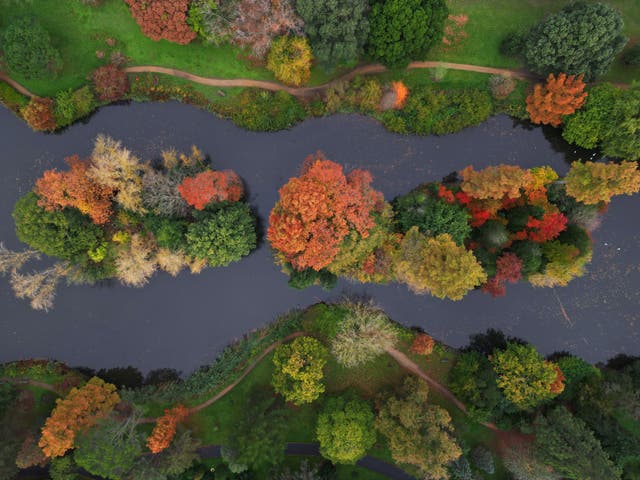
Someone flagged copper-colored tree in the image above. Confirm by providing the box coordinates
[460,165,532,200]
[410,333,435,356]
[268,153,383,271]
[125,0,196,44]
[526,73,587,127]
[21,98,56,132]
[92,64,130,102]
[39,377,119,458]
[146,404,189,454]
[35,155,114,224]
[178,169,244,210]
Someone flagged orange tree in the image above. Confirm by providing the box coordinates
[526,73,587,127]
[35,155,114,225]
[147,404,190,454]
[267,153,383,271]
[178,170,244,210]
[39,377,119,458]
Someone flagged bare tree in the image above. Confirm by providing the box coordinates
[10,263,66,312]
[0,243,40,276]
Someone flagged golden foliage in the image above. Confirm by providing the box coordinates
[115,234,157,287]
[267,36,312,86]
[155,248,187,277]
[565,160,640,204]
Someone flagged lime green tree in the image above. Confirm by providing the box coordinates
[564,161,640,205]
[271,336,328,405]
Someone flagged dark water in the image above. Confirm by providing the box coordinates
[1,102,638,373]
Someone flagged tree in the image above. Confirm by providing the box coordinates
[13,192,104,262]
[268,154,383,271]
[375,377,461,478]
[124,0,196,44]
[142,170,189,217]
[489,75,516,100]
[49,456,80,480]
[316,396,376,464]
[394,229,487,300]
[526,73,588,127]
[624,44,640,66]
[565,160,640,204]
[88,135,146,213]
[187,0,234,45]
[271,336,328,405]
[367,0,448,68]
[503,442,561,480]
[74,414,144,480]
[460,165,531,200]
[115,234,157,287]
[411,333,435,355]
[393,190,471,245]
[92,65,130,102]
[147,405,189,454]
[35,155,114,225]
[295,0,369,68]
[125,431,200,480]
[522,1,627,81]
[535,406,621,480]
[267,36,312,86]
[185,203,256,267]
[15,434,47,469]
[331,302,397,367]
[21,97,56,132]
[178,169,244,210]
[10,264,66,311]
[39,377,120,458]
[0,243,39,276]
[223,391,287,471]
[482,252,523,297]
[1,16,62,79]
[230,0,303,59]
[490,343,561,410]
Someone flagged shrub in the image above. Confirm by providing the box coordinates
[267,36,312,86]
[230,90,306,131]
[0,81,29,112]
[271,336,328,405]
[367,0,448,68]
[471,446,495,474]
[21,97,57,132]
[188,0,233,45]
[331,302,397,367]
[1,16,62,79]
[71,86,95,119]
[124,0,196,44]
[295,0,369,68]
[54,90,78,127]
[410,333,435,356]
[316,396,376,464]
[92,64,130,102]
[624,44,640,66]
[288,267,337,291]
[489,75,516,100]
[500,32,524,57]
[522,1,627,80]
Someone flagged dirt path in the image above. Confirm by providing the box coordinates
[0,72,37,98]
[125,61,536,98]
[0,376,60,394]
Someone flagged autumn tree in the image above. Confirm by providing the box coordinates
[565,160,640,204]
[375,376,461,478]
[266,36,312,86]
[10,263,66,312]
[331,302,398,368]
[21,98,56,132]
[88,135,147,213]
[460,165,531,200]
[92,64,130,102]
[178,169,244,210]
[394,228,487,300]
[491,343,562,410]
[15,434,47,469]
[482,252,523,297]
[268,154,383,271]
[115,233,157,287]
[0,243,39,275]
[39,377,120,458]
[316,395,376,464]
[526,73,588,127]
[271,336,328,405]
[147,405,189,454]
[410,333,435,356]
[35,155,114,224]
[124,0,196,44]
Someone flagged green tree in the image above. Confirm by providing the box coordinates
[125,431,200,480]
[2,16,62,79]
[491,343,559,410]
[316,395,376,464]
[74,415,144,480]
[223,391,287,471]
[185,203,257,267]
[295,0,369,68]
[393,190,471,245]
[367,0,448,68]
[49,456,80,480]
[375,376,461,479]
[522,1,627,80]
[331,302,397,368]
[535,406,621,480]
[272,336,328,405]
[13,192,104,262]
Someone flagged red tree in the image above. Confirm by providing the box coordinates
[526,212,567,243]
[410,333,435,356]
[125,0,196,44]
[482,252,523,298]
[92,64,130,102]
[35,155,114,224]
[178,169,244,210]
[549,365,566,394]
[268,153,383,271]
[526,73,587,127]
[21,98,56,132]
[147,404,189,454]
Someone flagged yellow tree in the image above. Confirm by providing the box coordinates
[565,160,640,204]
[267,36,312,86]
[526,73,588,127]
